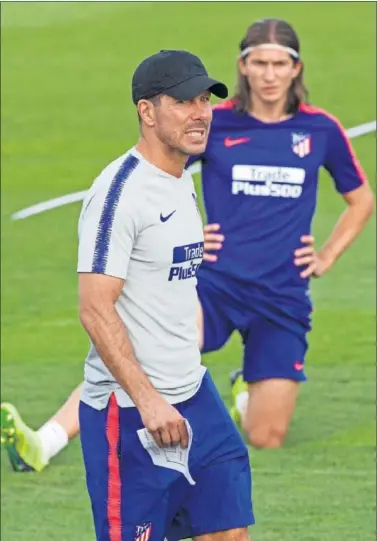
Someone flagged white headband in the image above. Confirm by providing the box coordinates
[240,43,299,59]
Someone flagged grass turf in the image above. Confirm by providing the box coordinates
[1,2,375,540]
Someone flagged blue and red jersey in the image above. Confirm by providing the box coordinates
[188,100,366,318]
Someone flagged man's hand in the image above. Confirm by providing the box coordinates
[139,397,189,448]
[294,235,334,279]
[203,223,224,262]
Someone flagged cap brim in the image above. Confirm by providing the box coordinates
[165,74,228,101]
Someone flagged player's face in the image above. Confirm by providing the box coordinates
[239,48,301,106]
[154,92,213,156]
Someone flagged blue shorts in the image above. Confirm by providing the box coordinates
[79,372,254,541]
[197,274,309,383]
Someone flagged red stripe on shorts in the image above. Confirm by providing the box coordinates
[106,393,122,541]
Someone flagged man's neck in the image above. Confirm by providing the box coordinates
[249,96,291,123]
[136,138,186,179]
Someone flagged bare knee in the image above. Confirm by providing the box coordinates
[232,529,251,541]
[226,529,250,541]
[245,423,287,449]
[243,379,299,449]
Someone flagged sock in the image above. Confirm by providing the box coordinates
[235,391,249,418]
[37,421,69,465]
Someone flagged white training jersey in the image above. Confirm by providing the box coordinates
[77,147,206,409]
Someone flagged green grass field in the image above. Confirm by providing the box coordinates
[1,2,376,540]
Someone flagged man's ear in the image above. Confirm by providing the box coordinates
[137,99,156,128]
[293,60,303,79]
[238,57,247,77]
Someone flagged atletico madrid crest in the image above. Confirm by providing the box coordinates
[292,133,311,157]
[134,522,152,541]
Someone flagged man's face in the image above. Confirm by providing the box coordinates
[153,92,213,156]
[239,47,301,106]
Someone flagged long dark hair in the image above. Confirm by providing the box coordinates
[234,18,309,115]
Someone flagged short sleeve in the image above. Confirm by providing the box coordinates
[77,186,140,280]
[324,117,367,194]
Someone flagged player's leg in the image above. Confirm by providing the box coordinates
[167,372,254,541]
[233,316,307,448]
[1,382,82,471]
[50,382,81,440]
[80,394,188,541]
[243,378,300,448]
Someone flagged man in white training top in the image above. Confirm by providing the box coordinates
[77,49,255,541]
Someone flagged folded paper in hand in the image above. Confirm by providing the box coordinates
[137,419,195,485]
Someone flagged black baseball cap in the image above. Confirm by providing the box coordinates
[132,50,228,104]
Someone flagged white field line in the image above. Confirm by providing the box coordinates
[11,120,376,221]
[11,190,88,220]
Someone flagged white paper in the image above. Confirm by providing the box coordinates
[137,419,195,485]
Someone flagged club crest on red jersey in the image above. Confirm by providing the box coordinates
[292,133,311,157]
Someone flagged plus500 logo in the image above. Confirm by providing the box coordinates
[168,242,204,282]
[232,165,305,199]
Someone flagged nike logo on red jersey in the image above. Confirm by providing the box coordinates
[224,136,250,148]
[294,362,305,371]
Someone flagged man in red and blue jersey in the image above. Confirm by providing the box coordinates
[189,19,374,449]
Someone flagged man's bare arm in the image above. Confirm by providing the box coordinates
[295,184,374,278]
[78,273,188,447]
